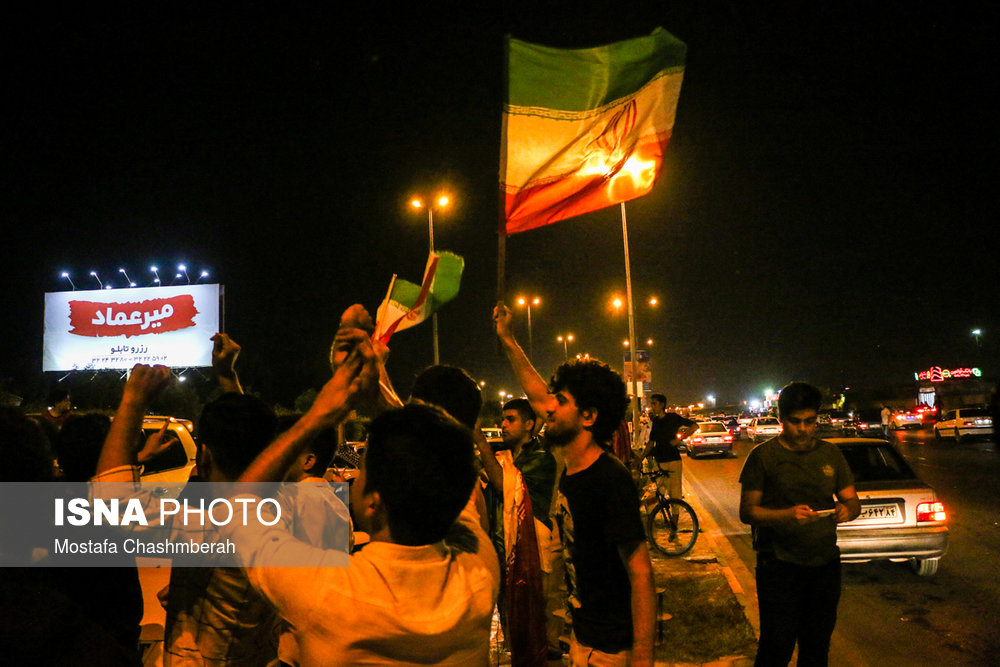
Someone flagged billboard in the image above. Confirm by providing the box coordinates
[43,284,222,371]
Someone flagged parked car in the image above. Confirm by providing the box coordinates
[747,417,782,442]
[480,427,503,447]
[933,407,994,443]
[138,416,198,486]
[687,422,734,458]
[889,408,923,430]
[831,437,948,576]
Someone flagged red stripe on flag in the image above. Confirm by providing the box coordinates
[504,135,670,234]
[374,255,439,345]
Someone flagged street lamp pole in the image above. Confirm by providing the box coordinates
[426,206,439,365]
[620,202,640,450]
[412,194,450,365]
[558,334,574,361]
[517,297,540,362]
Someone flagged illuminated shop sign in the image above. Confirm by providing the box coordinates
[914,366,982,382]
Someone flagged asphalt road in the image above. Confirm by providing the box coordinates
[683,427,1000,667]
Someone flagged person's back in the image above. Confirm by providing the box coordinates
[159,393,280,666]
[226,402,499,665]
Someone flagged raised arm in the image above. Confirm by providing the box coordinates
[493,304,551,418]
[238,343,377,484]
[211,333,243,394]
[97,364,173,474]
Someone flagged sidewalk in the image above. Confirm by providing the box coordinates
[648,484,758,666]
[488,482,760,666]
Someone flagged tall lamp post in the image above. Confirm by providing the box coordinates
[411,193,451,365]
[972,328,982,348]
[516,296,541,362]
[557,334,574,360]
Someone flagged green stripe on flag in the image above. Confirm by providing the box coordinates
[430,251,464,309]
[507,27,686,112]
[388,278,423,309]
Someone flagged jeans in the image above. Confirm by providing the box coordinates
[754,554,841,667]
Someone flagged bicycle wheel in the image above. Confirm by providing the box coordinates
[647,499,698,557]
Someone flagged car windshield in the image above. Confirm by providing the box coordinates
[698,423,727,433]
[838,443,918,482]
[757,418,778,425]
[960,408,989,417]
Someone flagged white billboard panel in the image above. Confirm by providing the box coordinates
[43,284,222,371]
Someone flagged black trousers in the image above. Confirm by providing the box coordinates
[754,554,841,667]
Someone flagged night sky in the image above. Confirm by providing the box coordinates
[2,2,996,409]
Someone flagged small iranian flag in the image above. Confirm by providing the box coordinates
[501,28,686,234]
[373,251,464,345]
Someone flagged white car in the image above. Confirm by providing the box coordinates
[933,408,994,443]
[832,438,948,576]
[889,409,922,430]
[687,422,733,458]
[138,416,197,487]
[747,417,781,442]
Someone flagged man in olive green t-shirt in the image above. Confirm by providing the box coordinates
[739,382,861,667]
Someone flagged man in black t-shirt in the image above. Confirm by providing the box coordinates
[640,393,697,500]
[495,305,655,666]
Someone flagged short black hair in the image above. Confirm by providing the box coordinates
[364,403,478,546]
[549,359,628,444]
[0,408,54,482]
[54,413,111,482]
[778,382,822,419]
[502,398,535,425]
[649,393,667,405]
[47,387,70,406]
[197,393,277,480]
[276,414,336,475]
[409,365,483,429]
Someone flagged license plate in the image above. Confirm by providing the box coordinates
[705,437,722,443]
[856,503,903,525]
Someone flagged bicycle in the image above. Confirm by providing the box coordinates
[639,468,699,557]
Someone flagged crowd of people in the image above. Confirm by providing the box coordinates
[0,302,865,667]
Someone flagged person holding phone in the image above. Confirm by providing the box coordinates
[739,382,861,667]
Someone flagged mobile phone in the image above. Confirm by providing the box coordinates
[813,508,836,517]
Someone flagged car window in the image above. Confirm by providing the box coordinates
[757,418,779,425]
[698,423,727,433]
[140,428,190,475]
[942,411,955,420]
[839,444,917,483]
[959,408,989,417]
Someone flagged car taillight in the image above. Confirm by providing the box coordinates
[916,502,946,522]
[691,436,703,443]
[724,435,732,442]
[962,420,974,426]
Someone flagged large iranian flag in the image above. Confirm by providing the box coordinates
[501,28,686,235]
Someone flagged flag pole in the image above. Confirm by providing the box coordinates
[621,202,641,450]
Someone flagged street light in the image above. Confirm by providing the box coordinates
[89,271,103,289]
[178,264,191,284]
[557,334,574,360]
[972,328,982,348]
[150,266,161,286]
[516,296,541,362]
[411,192,452,365]
[60,272,76,290]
